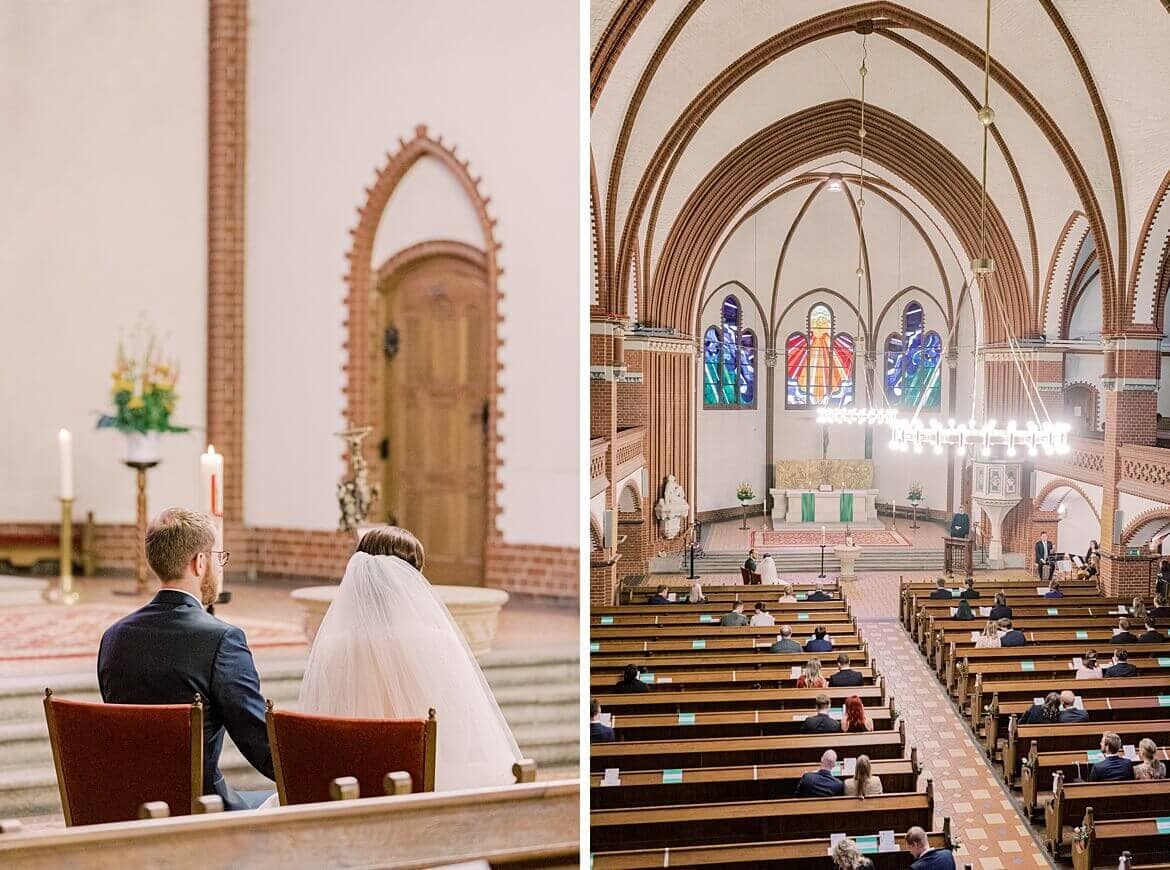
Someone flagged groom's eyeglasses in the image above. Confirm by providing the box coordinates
[211,550,231,567]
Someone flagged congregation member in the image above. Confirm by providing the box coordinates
[744,548,759,572]
[974,621,1001,648]
[1085,539,1100,564]
[796,658,827,689]
[749,602,775,627]
[805,625,833,652]
[1131,597,1148,622]
[1058,690,1088,723]
[1034,531,1055,581]
[1075,650,1103,679]
[959,576,980,599]
[800,695,842,733]
[769,625,802,652]
[907,826,956,869]
[590,698,615,743]
[720,601,749,626]
[1138,617,1166,643]
[843,754,882,796]
[1086,552,1101,578]
[795,749,844,796]
[777,582,798,603]
[1152,593,1170,621]
[807,582,832,602]
[1111,617,1138,644]
[828,652,863,687]
[831,839,875,870]
[1020,692,1061,725]
[842,695,873,733]
[954,598,975,620]
[647,584,671,605]
[1134,738,1167,780]
[1042,578,1063,598]
[1089,732,1135,781]
[1103,649,1139,677]
[998,618,1026,647]
[928,577,952,599]
[687,580,706,604]
[988,591,1012,620]
[614,664,649,693]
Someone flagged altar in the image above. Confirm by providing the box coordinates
[769,488,881,528]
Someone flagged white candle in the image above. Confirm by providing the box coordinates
[58,429,74,500]
[200,445,224,518]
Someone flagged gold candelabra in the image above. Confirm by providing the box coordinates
[49,497,80,605]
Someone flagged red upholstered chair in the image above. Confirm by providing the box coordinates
[739,567,762,585]
[266,702,437,805]
[43,689,203,826]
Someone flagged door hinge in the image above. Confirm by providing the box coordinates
[379,437,389,460]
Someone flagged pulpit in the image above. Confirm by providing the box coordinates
[943,536,974,576]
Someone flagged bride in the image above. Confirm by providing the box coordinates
[759,553,779,585]
[296,525,523,791]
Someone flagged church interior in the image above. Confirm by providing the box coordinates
[590,1,1170,868]
[0,1,578,866]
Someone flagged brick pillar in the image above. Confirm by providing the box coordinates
[590,317,621,606]
[1029,509,1061,551]
[208,0,248,534]
[1098,334,1161,595]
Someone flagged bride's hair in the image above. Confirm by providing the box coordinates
[356,525,426,570]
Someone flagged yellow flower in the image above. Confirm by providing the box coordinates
[127,395,145,410]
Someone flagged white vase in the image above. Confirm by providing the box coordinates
[125,431,162,464]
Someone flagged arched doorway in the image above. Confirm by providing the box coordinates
[1063,383,1099,435]
[377,242,489,586]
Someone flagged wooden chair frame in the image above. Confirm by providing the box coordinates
[43,688,203,826]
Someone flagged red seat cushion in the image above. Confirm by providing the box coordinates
[270,709,430,805]
[47,697,195,826]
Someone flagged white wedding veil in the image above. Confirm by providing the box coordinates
[297,551,522,790]
[760,555,779,585]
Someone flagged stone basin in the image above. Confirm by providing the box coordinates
[290,584,510,657]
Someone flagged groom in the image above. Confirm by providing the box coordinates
[97,508,274,810]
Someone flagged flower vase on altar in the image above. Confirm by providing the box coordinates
[124,431,162,464]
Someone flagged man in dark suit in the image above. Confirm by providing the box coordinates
[1058,690,1089,723]
[806,582,832,602]
[98,508,274,811]
[949,509,970,539]
[988,594,1012,621]
[1103,649,1139,677]
[804,626,833,652]
[720,601,750,626]
[959,577,980,599]
[614,664,650,693]
[794,749,843,796]
[1035,532,1055,581]
[1150,595,1170,621]
[769,625,803,652]
[1138,618,1166,643]
[998,618,1026,647]
[1110,618,1138,644]
[1089,732,1135,781]
[907,826,956,869]
[799,695,842,733]
[744,549,759,573]
[827,652,863,687]
[590,698,615,743]
[647,585,671,605]
[928,577,952,599]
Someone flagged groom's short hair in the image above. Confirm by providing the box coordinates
[146,508,216,581]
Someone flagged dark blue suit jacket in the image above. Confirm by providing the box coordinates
[911,848,957,870]
[591,721,616,743]
[804,638,833,652]
[1059,707,1089,723]
[999,629,1026,647]
[794,768,843,797]
[97,590,274,810]
[1089,754,1135,781]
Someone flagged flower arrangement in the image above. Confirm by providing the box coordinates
[336,426,381,534]
[97,325,188,434]
[907,482,923,502]
[736,483,755,502]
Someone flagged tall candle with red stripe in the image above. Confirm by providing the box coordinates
[200,445,225,593]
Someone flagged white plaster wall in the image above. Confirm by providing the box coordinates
[0,0,207,523]
[372,155,483,264]
[1066,274,1102,340]
[1033,471,1103,554]
[243,0,579,546]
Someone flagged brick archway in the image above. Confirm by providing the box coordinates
[618,481,643,514]
[1120,508,1170,548]
[1033,478,1101,522]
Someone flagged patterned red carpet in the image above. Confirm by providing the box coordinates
[750,529,911,548]
[0,604,306,661]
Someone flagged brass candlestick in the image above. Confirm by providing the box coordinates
[52,497,80,605]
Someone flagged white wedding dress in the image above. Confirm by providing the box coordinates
[759,555,779,585]
[294,552,523,792]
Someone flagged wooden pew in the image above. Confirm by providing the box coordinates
[590,782,934,851]
[945,640,1170,694]
[603,705,895,741]
[924,613,1140,663]
[982,695,1170,755]
[1020,743,1169,816]
[595,600,849,619]
[1044,774,1170,853]
[591,823,953,869]
[591,649,870,672]
[1001,720,1170,785]
[591,634,865,656]
[934,627,1163,679]
[629,581,841,605]
[973,674,1170,730]
[0,781,578,869]
[590,721,907,772]
[589,665,878,692]
[900,576,1100,629]
[591,620,856,642]
[1070,808,1170,869]
[594,683,888,714]
[589,753,920,809]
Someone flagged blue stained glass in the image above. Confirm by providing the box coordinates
[885,301,941,409]
[703,326,720,406]
[704,296,757,408]
[739,330,757,405]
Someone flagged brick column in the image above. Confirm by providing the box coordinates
[208,0,248,536]
[1098,333,1161,595]
[1029,509,1061,551]
[590,317,621,606]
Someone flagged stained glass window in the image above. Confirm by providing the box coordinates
[884,300,942,409]
[702,296,757,408]
[785,303,854,408]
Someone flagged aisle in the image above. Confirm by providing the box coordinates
[848,572,1054,870]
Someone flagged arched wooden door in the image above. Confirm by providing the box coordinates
[378,247,489,586]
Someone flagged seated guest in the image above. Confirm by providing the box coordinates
[1111,617,1138,644]
[590,698,615,742]
[795,749,843,795]
[614,664,649,693]
[954,598,976,620]
[687,580,706,604]
[974,620,1001,649]
[800,694,842,733]
[907,825,956,869]
[1132,597,1148,623]
[1150,593,1170,621]
[777,581,798,603]
[1135,737,1167,780]
[928,577,952,599]
[1085,539,1100,565]
[797,658,827,689]
[1157,559,1170,601]
[720,601,750,626]
[744,548,760,573]
[1075,650,1103,679]
[1089,732,1135,781]
[843,753,882,796]
[829,652,863,687]
[647,584,672,605]
[769,625,802,652]
[805,625,833,652]
[959,576,980,599]
[1043,578,1063,598]
[807,581,832,602]
[1086,552,1101,578]
[750,601,776,627]
[988,591,1012,620]
[1138,617,1166,643]
[998,618,1026,647]
[1058,690,1088,723]
[843,695,873,733]
[1020,691,1061,725]
[1103,648,1139,677]
[831,838,875,870]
